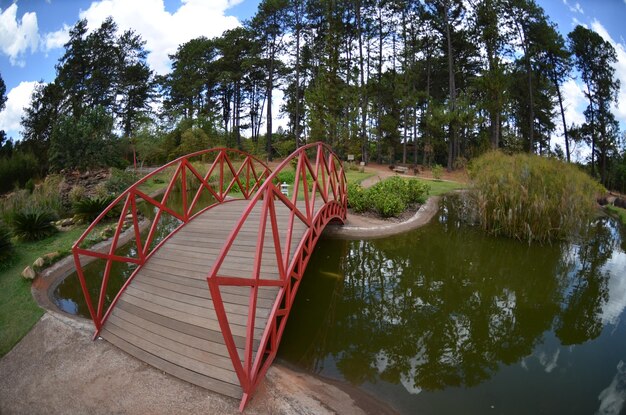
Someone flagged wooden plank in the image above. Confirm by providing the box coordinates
[101,329,243,399]
[120,293,265,339]
[115,301,256,350]
[130,281,262,317]
[110,306,244,358]
[135,269,278,302]
[141,260,281,286]
[107,314,236,372]
[124,286,270,323]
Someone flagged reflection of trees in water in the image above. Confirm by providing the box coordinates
[556,216,616,345]
[314,197,620,392]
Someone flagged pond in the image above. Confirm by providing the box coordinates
[279,196,626,415]
[52,195,626,414]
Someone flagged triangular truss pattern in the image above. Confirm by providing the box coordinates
[72,143,347,411]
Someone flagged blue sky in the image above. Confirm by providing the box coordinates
[0,0,625,159]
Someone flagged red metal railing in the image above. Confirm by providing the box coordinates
[207,142,347,410]
[72,148,271,334]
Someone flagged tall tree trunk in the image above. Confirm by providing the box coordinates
[266,45,274,161]
[526,57,535,153]
[444,5,457,171]
[555,84,569,161]
[294,0,302,148]
[376,5,383,164]
[423,42,432,166]
[356,0,368,163]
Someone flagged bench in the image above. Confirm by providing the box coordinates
[393,166,409,174]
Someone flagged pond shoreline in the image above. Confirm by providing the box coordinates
[324,195,441,240]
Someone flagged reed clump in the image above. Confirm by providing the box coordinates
[469,151,603,243]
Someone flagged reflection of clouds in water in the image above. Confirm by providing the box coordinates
[596,361,626,415]
[539,349,560,373]
[520,347,560,373]
[601,252,626,325]
[372,348,426,395]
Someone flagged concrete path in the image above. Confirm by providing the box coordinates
[0,313,392,415]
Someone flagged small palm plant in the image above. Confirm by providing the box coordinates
[73,195,116,222]
[10,208,58,241]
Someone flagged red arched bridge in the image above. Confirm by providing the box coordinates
[72,143,347,410]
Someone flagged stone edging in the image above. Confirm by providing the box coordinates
[323,195,441,240]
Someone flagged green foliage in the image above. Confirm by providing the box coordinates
[9,209,58,242]
[0,152,39,194]
[347,183,369,213]
[431,164,443,180]
[469,151,603,243]
[0,221,13,265]
[348,176,430,218]
[0,175,64,224]
[49,106,125,171]
[105,168,138,195]
[73,195,116,221]
[276,170,296,184]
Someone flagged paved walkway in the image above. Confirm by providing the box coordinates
[0,313,392,415]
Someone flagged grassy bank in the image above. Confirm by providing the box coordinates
[422,178,465,196]
[0,227,89,356]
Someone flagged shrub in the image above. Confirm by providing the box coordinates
[431,164,443,180]
[0,151,39,194]
[73,195,116,222]
[0,221,14,264]
[276,170,296,185]
[24,178,35,193]
[469,151,603,243]
[347,177,430,218]
[372,191,405,217]
[0,175,64,224]
[347,183,369,213]
[10,208,58,241]
[406,179,430,204]
[69,185,87,205]
[105,168,137,195]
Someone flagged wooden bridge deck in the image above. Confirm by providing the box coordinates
[100,199,312,400]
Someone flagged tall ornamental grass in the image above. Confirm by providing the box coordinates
[469,151,603,243]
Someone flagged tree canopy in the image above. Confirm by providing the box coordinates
[11,1,625,189]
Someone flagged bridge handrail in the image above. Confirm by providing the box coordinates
[206,142,347,408]
[71,148,271,332]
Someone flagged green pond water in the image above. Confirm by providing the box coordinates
[279,196,626,415]
[53,195,626,414]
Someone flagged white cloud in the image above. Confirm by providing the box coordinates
[590,19,626,125]
[0,4,40,67]
[571,17,587,29]
[561,78,587,127]
[78,0,243,75]
[0,81,40,136]
[43,24,70,52]
[563,0,584,14]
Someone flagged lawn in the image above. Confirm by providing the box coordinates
[345,169,375,184]
[421,178,466,196]
[0,227,90,357]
